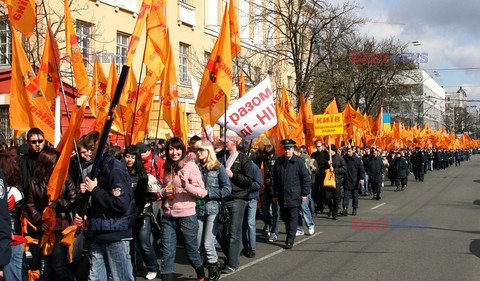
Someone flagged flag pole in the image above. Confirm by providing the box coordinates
[40,1,84,182]
[154,95,163,143]
[129,30,149,145]
[78,65,130,217]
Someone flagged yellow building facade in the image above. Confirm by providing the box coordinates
[1,0,296,141]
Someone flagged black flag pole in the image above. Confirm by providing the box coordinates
[78,65,130,217]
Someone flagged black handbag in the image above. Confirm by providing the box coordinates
[218,195,230,225]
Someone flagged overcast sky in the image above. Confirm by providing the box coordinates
[349,0,480,106]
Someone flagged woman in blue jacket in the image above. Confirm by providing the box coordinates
[194,140,231,281]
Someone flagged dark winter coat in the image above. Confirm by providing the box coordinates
[271,154,311,208]
[366,156,385,183]
[343,154,365,190]
[394,156,409,178]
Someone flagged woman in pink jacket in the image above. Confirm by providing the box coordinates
[160,137,208,281]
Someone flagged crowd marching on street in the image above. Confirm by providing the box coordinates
[0,127,476,281]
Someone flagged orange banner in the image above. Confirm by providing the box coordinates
[9,28,55,143]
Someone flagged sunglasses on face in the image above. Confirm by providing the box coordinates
[29,139,44,144]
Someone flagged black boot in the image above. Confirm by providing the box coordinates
[207,262,221,281]
[195,265,205,280]
[352,208,357,216]
[342,207,348,216]
[161,273,174,281]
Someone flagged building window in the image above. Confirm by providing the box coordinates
[179,43,190,85]
[0,20,11,65]
[204,0,218,28]
[76,21,92,68]
[204,51,210,67]
[253,0,264,45]
[0,106,11,142]
[116,33,129,73]
[239,0,250,39]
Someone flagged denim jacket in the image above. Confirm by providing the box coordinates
[197,162,232,216]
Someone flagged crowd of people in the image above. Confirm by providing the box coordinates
[0,127,475,281]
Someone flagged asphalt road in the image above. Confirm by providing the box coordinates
[154,155,480,281]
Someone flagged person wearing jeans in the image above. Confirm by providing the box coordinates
[242,160,262,258]
[297,195,315,235]
[79,144,137,281]
[217,139,253,274]
[195,140,231,281]
[159,137,207,281]
[124,145,159,280]
[88,240,134,280]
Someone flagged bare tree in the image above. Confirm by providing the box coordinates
[313,33,419,114]
[244,0,360,104]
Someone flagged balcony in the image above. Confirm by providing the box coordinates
[178,2,196,30]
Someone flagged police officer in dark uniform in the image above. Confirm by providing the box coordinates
[271,139,311,249]
[0,170,12,278]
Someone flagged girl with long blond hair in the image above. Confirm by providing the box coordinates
[194,140,231,281]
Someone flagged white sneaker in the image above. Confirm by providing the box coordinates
[296,230,304,236]
[268,233,278,242]
[146,272,157,280]
[307,227,315,235]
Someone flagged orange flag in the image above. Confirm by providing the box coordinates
[43,99,87,255]
[280,85,297,121]
[298,92,314,154]
[64,0,92,97]
[9,28,55,144]
[147,0,167,63]
[195,3,233,126]
[239,71,245,98]
[229,0,241,58]
[93,61,117,133]
[160,42,179,136]
[88,59,108,118]
[176,104,189,144]
[372,100,384,136]
[118,69,138,139]
[127,89,154,145]
[324,98,339,114]
[3,0,35,37]
[38,19,60,103]
[125,0,152,66]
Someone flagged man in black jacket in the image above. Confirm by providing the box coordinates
[218,138,253,274]
[18,128,47,194]
[366,148,385,200]
[0,170,11,278]
[343,146,365,216]
[310,140,329,213]
[394,151,409,191]
[271,139,311,249]
[80,146,136,281]
[325,144,346,220]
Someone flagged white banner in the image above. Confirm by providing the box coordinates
[217,76,277,139]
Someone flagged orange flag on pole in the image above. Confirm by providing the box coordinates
[9,28,55,144]
[2,0,35,37]
[229,0,241,58]
[176,104,188,144]
[88,59,108,118]
[324,98,339,114]
[42,99,87,256]
[64,0,92,97]
[125,0,152,66]
[93,61,117,133]
[38,19,60,103]
[372,100,384,136]
[239,72,245,98]
[195,3,233,126]
[160,42,179,136]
